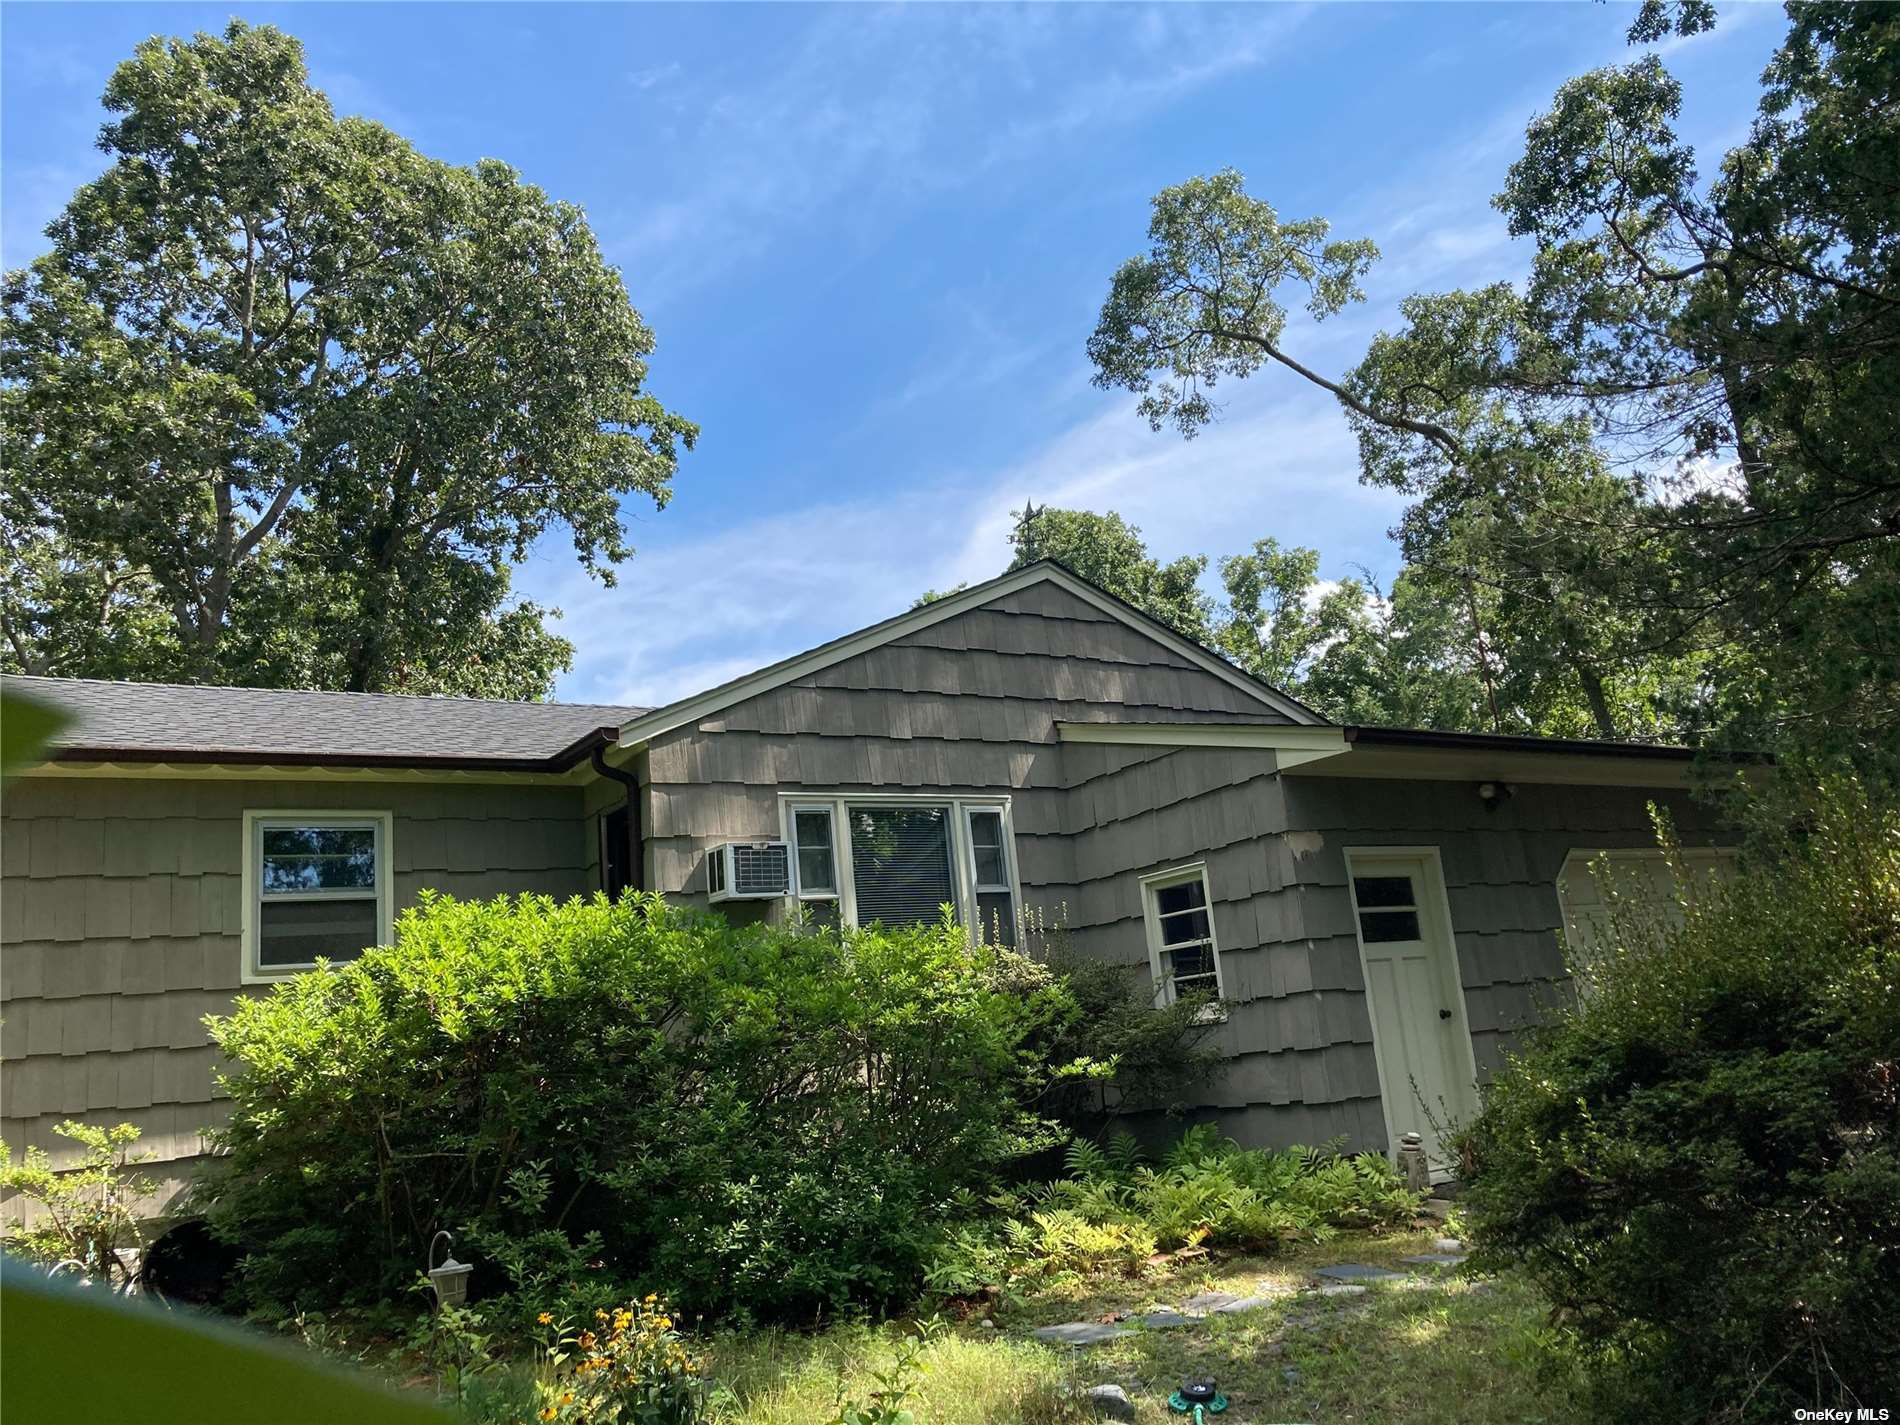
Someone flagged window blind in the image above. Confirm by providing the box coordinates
[848,805,954,928]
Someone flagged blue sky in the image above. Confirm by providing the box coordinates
[2,2,1786,707]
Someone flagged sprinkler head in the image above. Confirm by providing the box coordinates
[1179,1379,1220,1404]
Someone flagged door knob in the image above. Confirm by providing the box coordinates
[1439,1008,1452,1020]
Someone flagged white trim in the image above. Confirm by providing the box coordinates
[616,564,1321,748]
[241,810,394,984]
[776,792,1022,937]
[1139,861,1225,1007]
[1554,845,1740,976]
[786,802,841,899]
[1341,846,1481,1173]
[1058,721,1349,769]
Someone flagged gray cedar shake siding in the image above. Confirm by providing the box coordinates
[1,774,592,1201]
[635,579,1730,1153]
[638,581,1294,903]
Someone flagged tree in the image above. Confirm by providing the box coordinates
[1088,3,1900,771]
[1,22,694,696]
[1006,504,1216,642]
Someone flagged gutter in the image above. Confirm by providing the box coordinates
[43,726,626,775]
[1339,725,1767,764]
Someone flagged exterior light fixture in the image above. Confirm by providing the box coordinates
[1477,780,1514,810]
[428,1231,473,1310]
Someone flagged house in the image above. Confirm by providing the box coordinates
[1,561,1734,1209]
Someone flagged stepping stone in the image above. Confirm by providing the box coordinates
[1032,1322,1134,1346]
[1136,1310,1196,1329]
[1314,1263,1404,1282]
[1079,1384,1135,1421]
[1213,1293,1286,1315]
[1433,1237,1465,1253]
[1314,1283,1369,1298]
[1423,1197,1455,1219]
[1180,1290,1240,1313]
[1401,1253,1467,1268]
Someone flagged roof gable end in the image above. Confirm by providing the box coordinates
[615,561,1324,747]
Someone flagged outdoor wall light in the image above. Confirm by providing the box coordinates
[428,1231,473,1310]
[1477,780,1514,810]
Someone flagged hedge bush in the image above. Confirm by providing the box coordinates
[1460,782,1900,1421]
[199,893,1075,1325]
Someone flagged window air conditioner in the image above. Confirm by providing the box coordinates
[706,841,792,902]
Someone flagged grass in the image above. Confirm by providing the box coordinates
[690,1228,1585,1425]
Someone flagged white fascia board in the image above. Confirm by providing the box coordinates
[615,563,1321,748]
[1055,721,1351,770]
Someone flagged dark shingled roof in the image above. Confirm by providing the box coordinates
[4,674,647,769]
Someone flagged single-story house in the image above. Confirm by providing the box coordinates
[1,560,1734,1209]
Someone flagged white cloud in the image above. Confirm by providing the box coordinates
[527,373,1408,707]
[601,5,1317,308]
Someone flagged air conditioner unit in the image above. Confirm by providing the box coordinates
[706,841,791,902]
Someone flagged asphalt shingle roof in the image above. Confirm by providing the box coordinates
[4,674,647,767]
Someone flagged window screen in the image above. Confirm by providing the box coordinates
[848,805,954,928]
[967,809,1014,945]
[254,818,383,972]
[793,808,837,895]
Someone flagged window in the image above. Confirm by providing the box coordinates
[1141,864,1223,1005]
[849,804,956,926]
[243,811,392,981]
[781,795,1019,939]
[965,807,1015,945]
[790,806,838,897]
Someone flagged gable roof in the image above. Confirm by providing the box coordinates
[7,674,646,770]
[613,560,1325,748]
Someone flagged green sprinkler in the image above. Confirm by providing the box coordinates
[1167,1377,1228,1423]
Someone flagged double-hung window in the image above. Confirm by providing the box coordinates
[1141,863,1223,1006]
[243,811,393,981]
[784,795,1018,943]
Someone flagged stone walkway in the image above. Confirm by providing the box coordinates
[1029,1238,1468,1349]
[1038,1239,1471,1420]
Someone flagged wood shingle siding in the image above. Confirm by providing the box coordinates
[640,582,1294,906]
[2,775,592,1207]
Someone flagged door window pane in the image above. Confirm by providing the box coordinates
[849,805,955,927]
[1352,875,1415,909]
[1358,909,1422,942]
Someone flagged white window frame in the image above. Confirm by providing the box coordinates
[778,792,1021,935]
[241,810,394,983]
[787,802,841,900]
[1139,861,1225,1008]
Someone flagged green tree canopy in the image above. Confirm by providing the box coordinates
[1,21,695,697]
[1088,2,1899,772]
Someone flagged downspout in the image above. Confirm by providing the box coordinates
[590,745,644,894]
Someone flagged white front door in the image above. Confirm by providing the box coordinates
[1346,850,1480,1174]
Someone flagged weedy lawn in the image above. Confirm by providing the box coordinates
[699,1229,1582,1425]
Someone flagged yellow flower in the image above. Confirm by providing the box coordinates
[560,1393,574,1406]
[537,1312,554,1326]
[538,1409,555,1422]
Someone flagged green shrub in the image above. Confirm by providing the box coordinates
[1460,781,1900,1421]
[1018,921,1223,1127]
[198,893,1073,1325]
[0,1120,154,1290]
[925,1124,1420,1295]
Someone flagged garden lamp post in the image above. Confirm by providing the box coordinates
[427,1231,472,1311]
